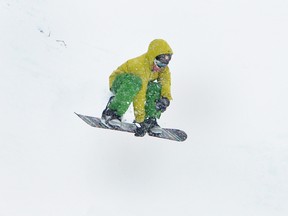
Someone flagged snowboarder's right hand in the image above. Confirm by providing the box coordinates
[134,122,147,137]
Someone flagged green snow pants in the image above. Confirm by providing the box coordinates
[108,73,162,120]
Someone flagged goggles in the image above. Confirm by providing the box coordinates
[154,54,172,68]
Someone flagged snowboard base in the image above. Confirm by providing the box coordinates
[75,113,187,142]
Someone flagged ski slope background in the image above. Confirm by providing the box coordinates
[1,0,288,215]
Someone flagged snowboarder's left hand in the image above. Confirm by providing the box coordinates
[155,97,170,112]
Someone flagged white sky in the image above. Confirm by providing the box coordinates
[1,0,288,215]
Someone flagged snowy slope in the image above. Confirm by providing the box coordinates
[1,0,288,216]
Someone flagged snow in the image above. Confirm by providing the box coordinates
[1,0,288,215]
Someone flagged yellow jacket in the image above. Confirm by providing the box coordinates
[109,39,173,122]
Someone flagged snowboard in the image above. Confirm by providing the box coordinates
[75,113,187,142]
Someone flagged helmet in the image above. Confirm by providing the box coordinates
[154,54,172,68]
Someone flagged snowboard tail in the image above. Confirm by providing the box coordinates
[75,113,187,142]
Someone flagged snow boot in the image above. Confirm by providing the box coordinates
[145,118,162,135]
[101,96,122,128]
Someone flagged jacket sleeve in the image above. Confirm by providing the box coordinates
[158,68,172,100]
[133,78,148,123]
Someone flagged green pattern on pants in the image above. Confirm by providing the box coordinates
[145,81,162,119]
[109,74,142,116]
[109,74,162,119]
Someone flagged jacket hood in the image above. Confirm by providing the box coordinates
[146,39,173,65]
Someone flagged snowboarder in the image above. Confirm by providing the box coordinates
[101,39,173,137]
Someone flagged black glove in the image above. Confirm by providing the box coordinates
[134,122,148,137]
[155,97,170,112]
